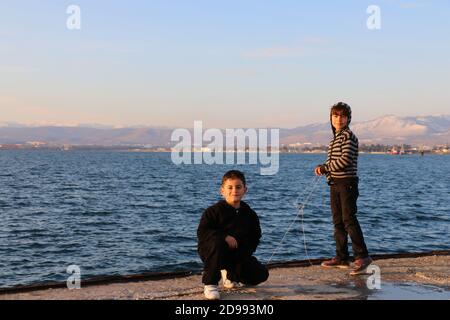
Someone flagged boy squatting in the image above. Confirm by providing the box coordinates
[197,170,269,300]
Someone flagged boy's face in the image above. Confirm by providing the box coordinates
[331,111,348,131]
[221,178,247,206]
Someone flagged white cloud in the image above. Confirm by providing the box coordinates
[242,37,328,60]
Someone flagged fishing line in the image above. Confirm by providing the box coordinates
[266,175,322,265]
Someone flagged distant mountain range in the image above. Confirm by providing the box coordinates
[1,115,450,146]
[281,115,450,145]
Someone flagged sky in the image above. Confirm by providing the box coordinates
[0,0,449,128]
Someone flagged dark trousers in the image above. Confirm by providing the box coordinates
[330,182,369,260]
[198,238,269,286]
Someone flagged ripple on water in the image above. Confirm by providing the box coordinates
[0,152,449,288]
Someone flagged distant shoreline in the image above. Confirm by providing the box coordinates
[1,148,449,155]
[1,138,450,155]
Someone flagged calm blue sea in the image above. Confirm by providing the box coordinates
[0,151,449,289]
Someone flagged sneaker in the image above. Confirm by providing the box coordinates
[204,285,220,300]
[350,257,373,276]
[320,257,350,269]
[221,269,239,289]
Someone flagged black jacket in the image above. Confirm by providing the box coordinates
[197,200,262,257]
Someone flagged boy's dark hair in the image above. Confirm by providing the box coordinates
[221,170,246,186]
[330,102,352,135]
[330,102,352,123]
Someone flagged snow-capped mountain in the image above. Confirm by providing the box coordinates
[0,115,449,146]
[281,115,450,145]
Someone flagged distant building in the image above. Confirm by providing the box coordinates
[26,141,47,148]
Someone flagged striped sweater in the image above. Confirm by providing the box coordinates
[321,128,358,181]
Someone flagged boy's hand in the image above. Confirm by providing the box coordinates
[315,166,323,176]
[225,235,238,250]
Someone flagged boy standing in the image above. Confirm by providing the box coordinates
[315,102,372,275]
[197,170,269,300]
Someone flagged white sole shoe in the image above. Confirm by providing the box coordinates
[204,285,220,300]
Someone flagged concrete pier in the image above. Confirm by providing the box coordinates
[1,251,449,300]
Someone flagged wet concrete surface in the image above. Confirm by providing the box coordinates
[365,283,450,300]
[1,255,449,300]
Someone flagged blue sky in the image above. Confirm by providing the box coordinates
[1,0,449,128]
